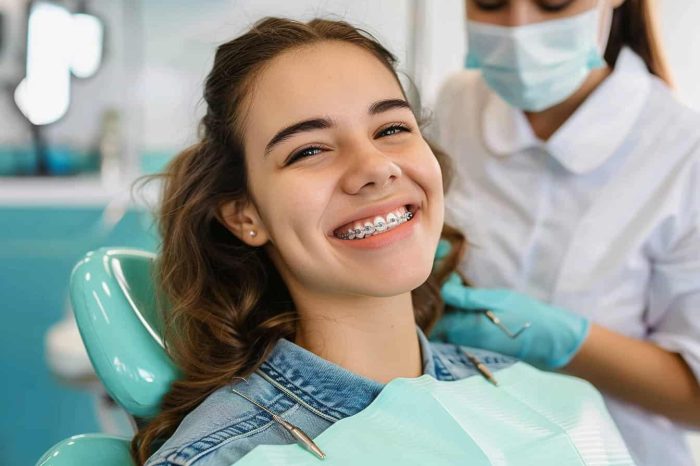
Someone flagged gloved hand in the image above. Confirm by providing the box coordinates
[432,242,590,370]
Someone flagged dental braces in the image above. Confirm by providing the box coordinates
[336,211,413,240]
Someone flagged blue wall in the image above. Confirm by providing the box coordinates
[0,206,158,466]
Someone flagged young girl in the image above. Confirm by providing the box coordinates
[135,18,629,466]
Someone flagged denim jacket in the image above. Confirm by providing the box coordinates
[146,329,514,466]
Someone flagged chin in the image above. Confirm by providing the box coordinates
[362,259,434,297]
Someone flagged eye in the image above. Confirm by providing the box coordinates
[536,0,575,12]
[286,145,326,165]
[376,123,411,138]
[471,0,507,11]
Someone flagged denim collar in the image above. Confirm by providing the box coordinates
[257,328,438,421]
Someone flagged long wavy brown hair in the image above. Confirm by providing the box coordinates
[132,17,465,464]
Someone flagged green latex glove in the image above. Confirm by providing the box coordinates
[435,239,452,261]
[433,273,591,370]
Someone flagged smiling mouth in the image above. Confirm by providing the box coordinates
[333,205,416,240]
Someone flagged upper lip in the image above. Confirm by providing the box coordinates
[329,197,419,234]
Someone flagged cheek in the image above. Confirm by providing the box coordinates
[410,144,445,230]
[408,143,444,201]
[257,171,335,245]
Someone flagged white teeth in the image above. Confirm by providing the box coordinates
[335,209,414,240]
[373,216,387,234]
[397,206,407,224]
[353,222,365,239]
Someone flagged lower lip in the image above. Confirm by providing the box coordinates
[330,209,420,250]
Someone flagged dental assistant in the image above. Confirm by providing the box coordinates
[432,1,700,465]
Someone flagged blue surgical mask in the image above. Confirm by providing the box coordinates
[465,8,606,112]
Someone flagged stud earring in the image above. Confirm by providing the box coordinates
[249,230,257,237]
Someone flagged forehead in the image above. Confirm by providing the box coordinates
[242,41,404,145]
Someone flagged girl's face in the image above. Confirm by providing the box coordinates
[225,41,444,304]
[466,0,618,25]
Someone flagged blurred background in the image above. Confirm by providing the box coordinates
[1,1,699,465]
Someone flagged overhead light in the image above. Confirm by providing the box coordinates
[14,2,72,126]
[14,2,105,126]
[70,13,104,79]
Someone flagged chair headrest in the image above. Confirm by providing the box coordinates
[70,248,180,418]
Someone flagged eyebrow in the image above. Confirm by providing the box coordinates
[264,98,412,155]
[369,98,411,115]
[264,118,332,155]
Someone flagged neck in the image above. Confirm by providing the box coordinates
[525,65,612,141]
[293,292,422,384]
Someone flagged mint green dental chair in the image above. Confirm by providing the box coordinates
[36,248,180,466]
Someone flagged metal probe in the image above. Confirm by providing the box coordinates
[462,350,499,386]
[453,270,531,340]
[484,310,531,339]
[231,387,326,460]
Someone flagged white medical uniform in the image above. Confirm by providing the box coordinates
[433,48,700,466]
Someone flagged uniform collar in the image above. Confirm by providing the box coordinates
[482,47,652,174]
[259,327,438,421]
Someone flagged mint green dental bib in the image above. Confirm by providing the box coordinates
[234,363,634,465]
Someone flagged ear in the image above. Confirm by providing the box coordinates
[218,198,270,247]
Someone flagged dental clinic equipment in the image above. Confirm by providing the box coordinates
[434,241,532,341]
[462,349,498,386]
[484,309,530,339]
[452,271,532,340]
[231,383,326,460]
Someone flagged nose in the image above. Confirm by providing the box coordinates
[507,0,539,26]
[340,141,402,195]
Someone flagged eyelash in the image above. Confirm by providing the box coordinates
[285,123,412,165]
[472,0,507,11]
[537,0,575,12]
[471,0,574,12]
[379,123,411,137]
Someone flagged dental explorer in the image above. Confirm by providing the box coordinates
[231,387,326,460]
[453,270,531,340]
